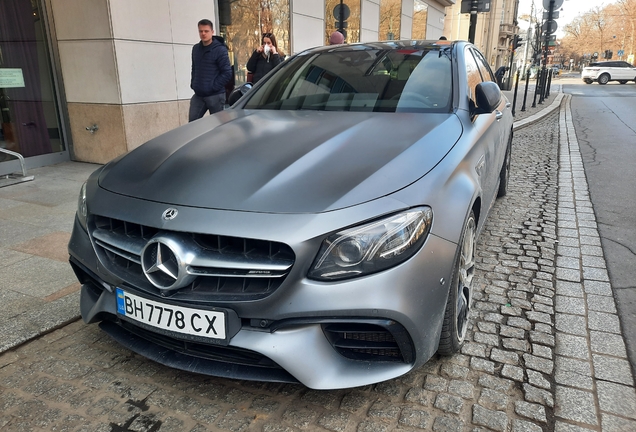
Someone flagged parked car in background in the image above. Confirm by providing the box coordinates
[582,61,636,84]
[69,40,514,390]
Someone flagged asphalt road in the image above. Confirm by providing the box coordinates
[562,76,636,377]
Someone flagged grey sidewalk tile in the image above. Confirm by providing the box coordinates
[0,248,31,269]
[590,331,627,357]
[554,422,596,432]
[555,280,583,297]
[580,245,603,256]
[555,296,586,315]
[555,314,587,336]
[556,256,579,270]
[556,236,578,247]
[0,256,77,298]
[512,419,543,432]
[555,356,593,390]
[582,266,609,282]
[555,333,589,360]
[586,294,617,314]
[588,311,621,334]
[584,280,613,296]
[581,255,606,268]
[597,381,636,419]
[556,267,581,282]
[557,245,581,258]
[592,354,634,385]
[555,386,598,426]
[601,413,636,431]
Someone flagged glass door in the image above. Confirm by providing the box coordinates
[0,0,67,171]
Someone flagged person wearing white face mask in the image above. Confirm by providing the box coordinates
[246,32,283,84]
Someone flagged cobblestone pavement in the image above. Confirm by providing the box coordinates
[1,97,635,431]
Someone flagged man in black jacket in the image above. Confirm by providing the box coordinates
[189,19,232,122]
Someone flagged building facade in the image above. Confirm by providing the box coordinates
[0,0,456,172]
[443,0,520,70]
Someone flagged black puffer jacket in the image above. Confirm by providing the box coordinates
[246,50,281,83]
[191,36,232,97]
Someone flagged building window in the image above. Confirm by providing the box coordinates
[325,0,361,44]
[412,0,428,39]
[380,0,401,41]
[218,0,290,84]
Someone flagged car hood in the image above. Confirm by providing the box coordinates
[98,110,462,213]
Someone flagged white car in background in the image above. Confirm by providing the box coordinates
[582,61,636,85]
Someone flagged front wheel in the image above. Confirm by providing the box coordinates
[619,80,628,84]
[584,79,593,84]
[438,211,476,355]
[598,74,610,85]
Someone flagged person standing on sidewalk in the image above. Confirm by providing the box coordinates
[189,19,232,122]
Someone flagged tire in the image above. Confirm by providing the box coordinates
[497,132,513,198]
[438,211,476,355]
[584,79,592,84]
[598,74,610,85]
[619,80,628,84]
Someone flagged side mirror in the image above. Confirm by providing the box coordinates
[228,83,253,106]
[473,81,501,115]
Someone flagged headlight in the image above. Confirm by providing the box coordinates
[77,182,88,230]
[308,207,433,281]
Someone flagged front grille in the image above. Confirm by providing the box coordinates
[322,322,413,363]
[90,215,295,302]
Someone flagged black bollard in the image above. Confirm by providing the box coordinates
[512,70,520,117]
[538,69,545,104]
[532,69,540,108]
[545,70,553,99]
[521,69,530,112]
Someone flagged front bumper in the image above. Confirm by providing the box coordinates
[69,193,457,389]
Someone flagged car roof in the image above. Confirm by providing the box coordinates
[301,39,459,55]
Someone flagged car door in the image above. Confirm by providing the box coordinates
[465,47,505,214]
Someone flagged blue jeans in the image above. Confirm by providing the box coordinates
[189,93,225,122]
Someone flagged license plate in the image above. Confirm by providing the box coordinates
[116,289,226,340]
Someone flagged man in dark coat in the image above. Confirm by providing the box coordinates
[189,19,232,122]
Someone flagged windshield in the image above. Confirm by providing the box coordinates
[243,46,453,113]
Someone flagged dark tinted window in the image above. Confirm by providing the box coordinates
[471,48,495,82]
[243,46,453,113]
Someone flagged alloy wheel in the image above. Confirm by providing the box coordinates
[455,215,476,341]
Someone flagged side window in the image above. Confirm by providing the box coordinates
[472,48,496,82]
[465,47,483,108]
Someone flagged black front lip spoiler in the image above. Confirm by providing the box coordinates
[98,320,299,384]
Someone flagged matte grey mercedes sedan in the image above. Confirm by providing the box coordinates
[69,40,513,389]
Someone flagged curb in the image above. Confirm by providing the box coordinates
[513,92,564,132]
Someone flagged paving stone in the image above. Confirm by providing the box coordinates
[555,356,593,390]
[588,311,621,333]
[555,281,583,298]
[501,364,524,381]
[367,400,401,420]
[478,388,509,411]
[473,332,500,346]
[398,407,430,429]
[500,325,526,339]
[461,342,487,358]
[490,348,519,365]
[582,266,609,281]
[555,386,598,426]
[404,388,431,407]
[526,370,551,390]
[529,331,555,347]
[584,280,612,296]
[511,419,544,432]
[555,295,586,315]
[589,331,627,357]
[586,294,617,313]
[477,374,514,393]
[523,354,554,374]
[434,393,463,414]
[432,416,464,432]
[472,404,509,432]
[592,354,634,385]
[502,338,529,352]
[515,401,547,422]
[556,333,589,360]
[447,380,474,399]
[424,375,448,392]
[477,321,498,334]
[440,362,469,380]
[523,383,554,408]
[470,357,495,374]
[601,413,636,432]
[597,381,636,419]
[555,314,587,336]
[507,317,532,330]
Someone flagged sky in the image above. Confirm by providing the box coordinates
[518,0,609,34]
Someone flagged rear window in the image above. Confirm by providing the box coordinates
[243,47,453,113]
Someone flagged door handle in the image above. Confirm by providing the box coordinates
[495,111,503,120]
[506,102,511,109]
[22,122,36,127]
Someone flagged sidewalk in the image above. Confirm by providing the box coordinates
[0,84,562,354]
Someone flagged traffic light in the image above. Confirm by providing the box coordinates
[512,35,523,52]
[607,50,613,59]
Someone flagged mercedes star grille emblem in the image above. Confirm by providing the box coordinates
[162,208,178,221]
[141,237,193,291]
